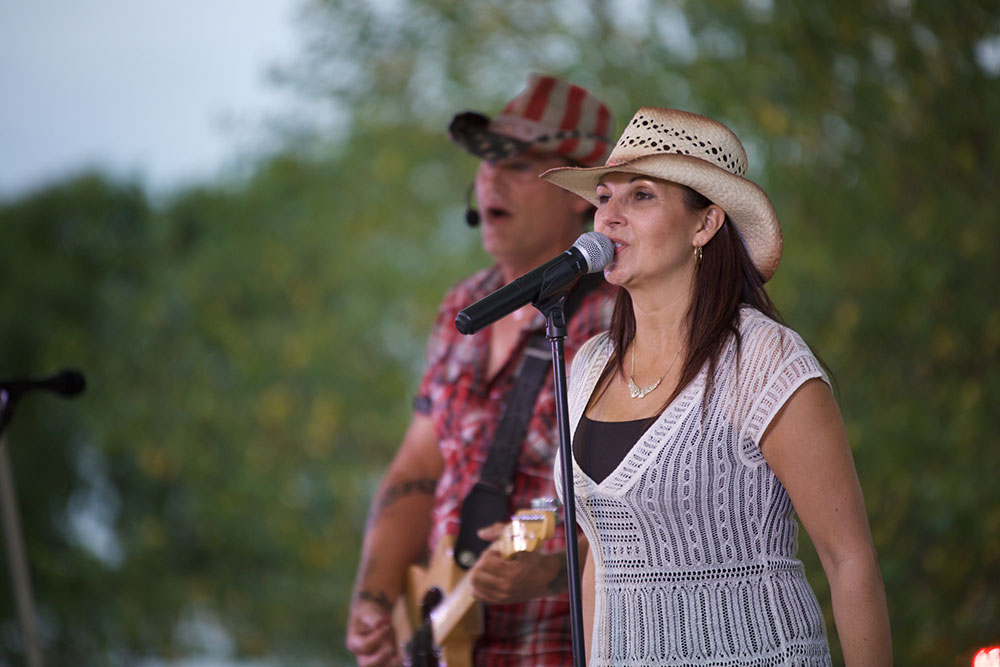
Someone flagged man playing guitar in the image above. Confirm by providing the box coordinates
[345,74,616,666]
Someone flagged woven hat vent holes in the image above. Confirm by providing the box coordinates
[623,115,746,175]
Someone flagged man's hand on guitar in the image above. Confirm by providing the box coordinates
[345,595,403,667]
[468,523,567,605]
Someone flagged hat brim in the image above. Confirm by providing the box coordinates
[448,111,532,162]
[541,153,782,281]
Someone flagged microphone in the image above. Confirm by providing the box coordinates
[0,369,87,400]
[455,231,614,335]
[465,207,480,227]
[465,183,480,227]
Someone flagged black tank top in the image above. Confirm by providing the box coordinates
[573,415,654,484]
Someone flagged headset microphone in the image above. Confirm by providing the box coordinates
[464,183,480,227]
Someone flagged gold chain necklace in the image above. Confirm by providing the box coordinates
[628,343,682,399]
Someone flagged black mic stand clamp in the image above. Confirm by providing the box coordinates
[532,291,587,667]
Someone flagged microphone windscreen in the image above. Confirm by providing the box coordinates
[572,232,615,272]
[465,208,480,227]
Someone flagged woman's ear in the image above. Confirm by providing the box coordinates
[693,204,726,247]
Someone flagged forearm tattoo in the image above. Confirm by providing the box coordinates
[356,589,393,613]
[370,478,437,524]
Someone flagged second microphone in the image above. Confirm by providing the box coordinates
[455,231,615,336]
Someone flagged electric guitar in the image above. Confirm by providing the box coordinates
[392,506,557,667]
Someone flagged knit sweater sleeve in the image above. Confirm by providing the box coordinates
[737,312,829,466]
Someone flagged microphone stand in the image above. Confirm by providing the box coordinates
[533,292,586,667]
[0,391,44,667]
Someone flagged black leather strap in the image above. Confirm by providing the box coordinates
[453,273,605,567]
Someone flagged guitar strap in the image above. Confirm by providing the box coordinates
[453,273,605,568]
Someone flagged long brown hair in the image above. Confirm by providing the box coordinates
[599,186,782,411]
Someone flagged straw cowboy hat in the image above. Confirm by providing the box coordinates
[542,107,783,281]
[448,73,615,167]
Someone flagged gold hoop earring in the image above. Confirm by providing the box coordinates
[694,245,703,264]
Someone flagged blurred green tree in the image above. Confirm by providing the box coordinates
[1,0,997,664]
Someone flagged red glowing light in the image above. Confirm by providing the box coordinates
[974,647,1000,667]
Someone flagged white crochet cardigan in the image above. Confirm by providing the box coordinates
[558,308,833,666]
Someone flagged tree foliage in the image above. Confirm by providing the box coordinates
[1,0,997,664]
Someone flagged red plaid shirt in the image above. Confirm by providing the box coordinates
[415,265,614,666]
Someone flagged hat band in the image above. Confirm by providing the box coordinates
[489,114,559,143]
[489,114,609,146]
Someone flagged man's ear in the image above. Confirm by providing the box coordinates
[693,204,726,247]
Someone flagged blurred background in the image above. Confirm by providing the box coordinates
[1,0,998,665]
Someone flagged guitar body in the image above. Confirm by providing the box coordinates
[394,534,482,667]
[393,508,556,667]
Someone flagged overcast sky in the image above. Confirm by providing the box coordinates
[0,0,304,200]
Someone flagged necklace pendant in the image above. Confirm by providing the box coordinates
[628,375,663,399]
